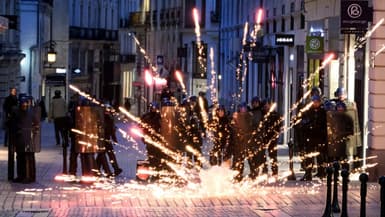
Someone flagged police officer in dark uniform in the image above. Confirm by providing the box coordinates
[141,102,163,178]
[209,105,232,166]
[231,102,254,182]
[300,95,327,181]
[13,97,40,183]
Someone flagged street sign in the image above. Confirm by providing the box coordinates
[340,1,372,34]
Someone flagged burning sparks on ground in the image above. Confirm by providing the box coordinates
[62,56,381,199]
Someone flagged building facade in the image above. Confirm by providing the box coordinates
[0,0,25,119]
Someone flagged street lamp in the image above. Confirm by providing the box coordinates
[47,45,56,64]
[47,6,56,65]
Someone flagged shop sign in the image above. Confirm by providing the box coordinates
[340,1,372,34]
[275,34,295,46]
[306,36,324,54]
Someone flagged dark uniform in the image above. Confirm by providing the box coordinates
[209,105,232,166]
[248,97,265,179]
[3,88,18,180]
[13,98,40,183]
[300,95,327,180]
[261,99,281,176]
[231,103,254,182]
[141,103,163,176]
[326,102,354,162]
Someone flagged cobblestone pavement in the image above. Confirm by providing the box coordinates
[0,122,382,217]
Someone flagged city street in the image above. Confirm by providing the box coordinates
[0,121,382,217]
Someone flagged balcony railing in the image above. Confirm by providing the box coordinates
[69,27,118,41]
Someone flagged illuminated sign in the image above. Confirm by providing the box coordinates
[275,34,295,46]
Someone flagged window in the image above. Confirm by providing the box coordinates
[301,0,305,11]
[300,13,305,29]
[266,21,270,34]
[273,20,277,33]
[273,8,276,16]
[282,4,285,15]
[290,2,295,13]
[290,16,294,30]
[80,2,83,27]
[281,18,285,32]
[266,9,269,18]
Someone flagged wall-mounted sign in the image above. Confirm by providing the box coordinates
[275,34,295,46]
[306,36,324,54]
[340,0,372,34]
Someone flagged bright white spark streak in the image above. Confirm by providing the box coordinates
[374,44,385,57]
[130,33,157,72]
[175,70,186,91]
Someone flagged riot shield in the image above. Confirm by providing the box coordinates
[160,105,179,152]
[75,106,104,153]
[345,102,361,156]
[326,110,354,159]
[31,106,41,153]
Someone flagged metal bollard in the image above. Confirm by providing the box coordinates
[340,169,350,217]
[322,166,334,217]
[359,173,368,217]
[287,139,296,181]
[332,161,341,213]
[379,176,385,217]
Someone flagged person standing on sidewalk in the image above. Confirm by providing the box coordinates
[3,87,18,180]
[3,87,18,147]
[49,90,69,147]
[49,90,69,174]
[13,97,40,183]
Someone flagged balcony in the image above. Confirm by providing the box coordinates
[69,27,118,41]
[120,54,136,64]
[41,0,53,7]
[128,11,148,28]
[0,43,25,66]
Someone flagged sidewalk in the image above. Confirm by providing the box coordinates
[0,122,382,217]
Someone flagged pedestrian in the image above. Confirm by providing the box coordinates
[13,97,40,183]
[3,87,18,180]
[209,105,232,166]
[261,98,282,178]
[3,87,18,147]
[300,95,327,181]
[38,96,47,121]
[49,90,70,174]
[48,90,69,147]
[231,102,254,182]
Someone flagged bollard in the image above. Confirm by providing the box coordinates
[287,140,296,181]
[332,161,340,213]
[359,173,368,217]
[340,169,350,217]
[322,166,334,217]
[379,176,385,217]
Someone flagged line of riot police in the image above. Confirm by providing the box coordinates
[295,87,362,181]
[139,92,283,183]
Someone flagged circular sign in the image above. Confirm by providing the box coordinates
[347,3,362,19]
[309,38,321,50]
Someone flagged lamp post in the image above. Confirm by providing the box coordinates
[47,5,56,66]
